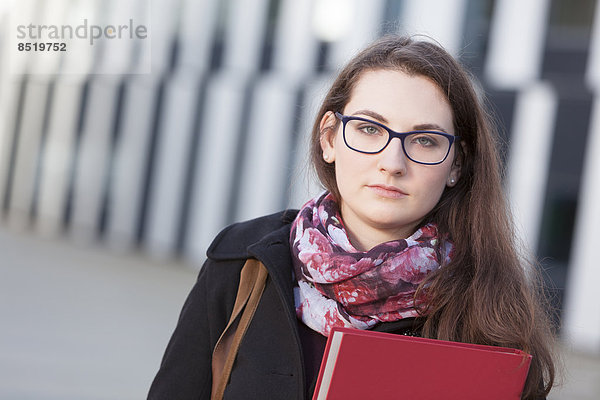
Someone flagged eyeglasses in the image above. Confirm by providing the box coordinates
[334,112,460,165]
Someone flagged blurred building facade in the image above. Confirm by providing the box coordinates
[0,0,599,351]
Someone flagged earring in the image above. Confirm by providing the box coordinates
[449,178,455,185]
[323,154,329,162]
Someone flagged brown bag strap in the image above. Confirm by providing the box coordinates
[211,259,268,400]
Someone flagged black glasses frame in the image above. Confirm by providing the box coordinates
[334,112,460,165]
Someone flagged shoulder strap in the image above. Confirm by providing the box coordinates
[211,259,268,400]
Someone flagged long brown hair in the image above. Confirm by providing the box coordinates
[310,35,556,399]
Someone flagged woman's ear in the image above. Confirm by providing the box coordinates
[447,142,464,187]
[319,111,338,163]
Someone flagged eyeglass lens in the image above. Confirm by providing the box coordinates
[343,119,451,164]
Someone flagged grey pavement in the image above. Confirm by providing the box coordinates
[1,225,599,399]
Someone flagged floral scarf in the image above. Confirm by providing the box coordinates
[290,192,453,336]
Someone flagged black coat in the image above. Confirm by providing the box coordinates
[148,210,305,399]
[147,211,541,399]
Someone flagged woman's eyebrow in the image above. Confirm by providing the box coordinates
[351,109,389,123]
[413,123,449,133]
[351,110,450,133]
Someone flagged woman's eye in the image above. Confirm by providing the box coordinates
[412,134,439,147]
[359,124,382,135]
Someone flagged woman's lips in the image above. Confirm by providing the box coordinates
[367,185,407,199]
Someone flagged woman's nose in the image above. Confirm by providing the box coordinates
[377,138,408,175]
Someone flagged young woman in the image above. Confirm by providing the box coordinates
[148,35,556,400]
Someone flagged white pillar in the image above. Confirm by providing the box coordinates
[8,0,70,75]
[0,9,9,191]
[0,77,22,214]
[485,0,551,88]
[148,0,181,75]
[4,0,70,227]
[144,71,201,259]
[272,0,319,77]
[93,0,147,75]
[35,76,87,236]
[506,83,557,254]
[177,0,219,71]
[184,72,248,264]
[234,73,298,222]
[328,0,386,69]
[398,0,468,57]
[287,75,333,210]
[222,0,270,72]
[56,0,97,75]
[105,76,161,251]
[562,96,600,353]
[69,77,122,241]
[586,0,600,90]
[6,78,52,230]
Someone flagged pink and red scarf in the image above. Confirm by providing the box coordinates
[290,192,453,336]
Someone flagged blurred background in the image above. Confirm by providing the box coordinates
[1,0,599,398]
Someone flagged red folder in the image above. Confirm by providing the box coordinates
[313,327,532,400]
